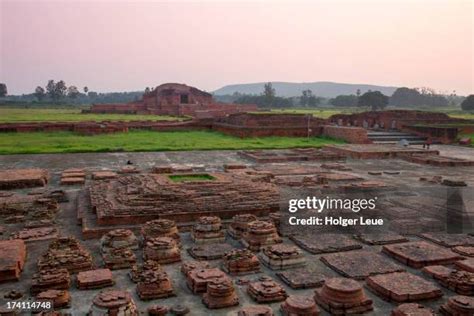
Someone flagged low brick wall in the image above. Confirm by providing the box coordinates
[322,125,371,144]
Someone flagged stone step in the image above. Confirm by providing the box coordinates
[373,140,427,145]
[368,135,426,140]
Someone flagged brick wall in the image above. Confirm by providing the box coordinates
[322,125,371,144]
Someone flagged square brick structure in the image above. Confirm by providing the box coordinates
[367,272,443,303]
[77,269,114,290]
[321,250,404,280]
[0,168,49,190]
[290,233,362,254]
[383,241,463,268]
[0,239,26,282]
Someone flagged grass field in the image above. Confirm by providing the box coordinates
[0,108,184,122]
[261,107,474,120]
[0,130,343,155]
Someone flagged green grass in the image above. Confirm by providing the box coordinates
[169,174,216,182]
[0,108,184,122]
[255,107,474,120]
[0,130,343,155]
[460,133,474,147]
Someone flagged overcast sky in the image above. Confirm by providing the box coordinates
[1,0,472,95]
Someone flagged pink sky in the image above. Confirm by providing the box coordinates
[1,0,472,95]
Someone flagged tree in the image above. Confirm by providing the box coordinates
[34,86,46,101]
[262,82,276,106]
[390,87,422,107]
[0,83,7,97]
[358,91,388,111]
[83,86,89,94]
[330,95,358,107]
[67,86,80,99]
[461,95,474,111]
[144,87,151,94]
[356,89,361,97]
[54,80,67,99]
[46,80,56,99]
[301,89,310,106]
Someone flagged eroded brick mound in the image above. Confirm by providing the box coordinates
[320,250,404,280]
[88,173,279,226]
[367,272,442,303]
[391,303,436,316]
[188,243,233,260]
[38,237,93,274]
[260,244,306,270]
[191,216,225,244]
[202,278,239,309]
[290,233,362,254]
[228,214,257,239]
[90,290,138,316]
[0,193,59,225]
[135,269,175,300]
[423,265,474,296]
[141,219,180,243]
[314,277,373,314]
[102,247,137,270]
[12,226,58,242]
[0,239,26,282]
[180,260,210,277]
[187,268,227,294]
[439,295,474,315]
[129,260,162,283]
[247,276,287,303]
[277,267,327,289]
[147,305,169,316]
[0,169,49,190]
[383,241,462,268]
[453,246,474,257]
[100,229,138,269]
[100,229,139,251]
[222,249,260,275]
[242,220,282,252]
[238,305,274,316]
[143,237,181,264]
[36,289,71,309]
[77,269,114,290]
[280,295,320,316]
[31,268,70,295]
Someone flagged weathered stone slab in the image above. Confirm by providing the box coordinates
[419,233,474,247]
[454,258,474,273]
[383,241,462,268]
[353,232,408,245]
[422,265,474,296]
[367,272,442,302]
[290,233,362,254]
[321,250,404,280]
[453,245,474,257]
[276,267,327,289]
[187,243,234,260]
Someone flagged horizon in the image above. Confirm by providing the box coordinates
[1,0,473,95]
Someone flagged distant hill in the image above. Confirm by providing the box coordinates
[213,81,398,98]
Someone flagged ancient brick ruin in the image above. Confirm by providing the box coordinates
[90,83,257,118]
[0,169,49,190]
[0,239,26,282]
[314,277,373,314]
